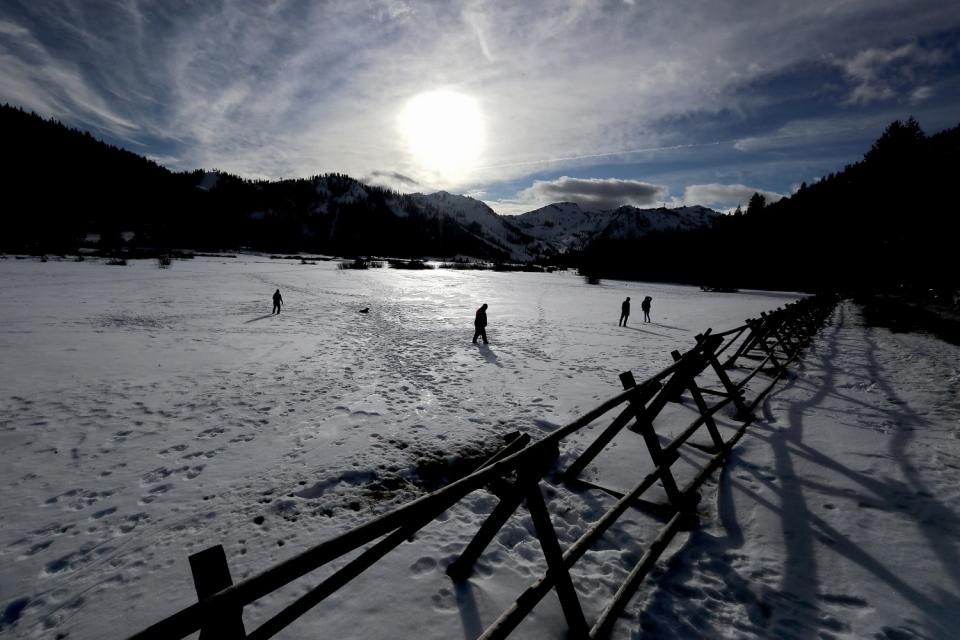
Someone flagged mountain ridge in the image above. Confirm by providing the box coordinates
[412,191,721,259]
[0,104,720,259]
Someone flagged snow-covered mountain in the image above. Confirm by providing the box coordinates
[409,191,542,260]
[597,205,720,241]
[507,202,605,252]
[414,194,721,259]
[512,202,720,251]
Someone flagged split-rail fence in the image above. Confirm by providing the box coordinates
[129,294,836,640]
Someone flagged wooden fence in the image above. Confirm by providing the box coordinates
[129,295,836,640]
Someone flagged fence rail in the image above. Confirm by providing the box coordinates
[129,294,836,640]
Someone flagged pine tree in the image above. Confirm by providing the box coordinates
[746,192,766,215]
[865,117,925,163]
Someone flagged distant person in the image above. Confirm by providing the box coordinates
[641,296,652,323]
[473,303,489,344]
[619,297,631,327]
[272,289,283,314]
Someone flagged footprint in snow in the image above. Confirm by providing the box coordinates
[410,557,437,576]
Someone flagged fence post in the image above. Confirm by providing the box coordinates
[447,485,525,581]
[189,545,246,640]
[699,335,752,421]
[799,305,819,336]
[621,372,687,509]
[519,450,589,639]
[790,303,818,347]
[561,379,660,484]
[762,311,796,361]
[746,316,784,371]
[670,350,725,450]
[723,318,761,369]
[447,434,533,581]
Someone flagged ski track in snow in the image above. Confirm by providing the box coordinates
[1,256,809,638]
[635,302,960,639]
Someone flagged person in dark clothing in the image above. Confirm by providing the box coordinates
[272,289,283,314]
[641,296,652,323]
[473,303,489,344]
[619,297,631,326]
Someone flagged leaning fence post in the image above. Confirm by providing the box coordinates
[519,451,590,639]
[561,380,660,484]
[723,318,759,369]
[748,316,784,371]
[670,350,725,450]
[621,371,687,509]
[783,303,812,342]
[446,434,533,581]
[761,311,796,361]
[189,545,246,640]
[447,486,526,582]
[700,335,752,421]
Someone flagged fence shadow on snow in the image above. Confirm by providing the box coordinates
[129,295,837,640]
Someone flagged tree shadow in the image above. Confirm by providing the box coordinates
[782,307,960,589]
[728,474,959,637]
[633,303,960,638]
[863,328,960,594]
[752,303,960,637]
[771,309,844,618]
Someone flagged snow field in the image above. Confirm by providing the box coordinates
[634,303,960,639]
[0,256,801,638]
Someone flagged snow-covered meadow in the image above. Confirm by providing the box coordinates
[1,256,956,639]
[644,303,960,639]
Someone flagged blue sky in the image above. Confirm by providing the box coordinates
[1,0,959,214]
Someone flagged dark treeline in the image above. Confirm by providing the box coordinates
[4,104,958,294]
[1,104,198,253]
[0,104,506,259]
[577,117,960,293]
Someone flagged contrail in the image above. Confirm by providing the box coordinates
[474,125,873,171]
[474,139,732,170]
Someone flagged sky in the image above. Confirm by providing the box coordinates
[1,0,959,215]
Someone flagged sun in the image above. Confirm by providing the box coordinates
[398,90,485,182]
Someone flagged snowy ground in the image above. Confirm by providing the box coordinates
[637,302,960,639]
[2,257,955,639]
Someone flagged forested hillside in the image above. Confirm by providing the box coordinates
[0,105,505,259]
[578,118,960,293]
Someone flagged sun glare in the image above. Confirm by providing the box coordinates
[398,90,485,182]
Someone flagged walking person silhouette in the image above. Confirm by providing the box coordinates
[272,289,283,314]
[473,303,489,344]
[641,296,652,323]
[619,297,631,326]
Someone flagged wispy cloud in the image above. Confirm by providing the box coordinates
[838,43,950,105]
[1,0,958,203]
[731,114,899,153]
[0,16,140,134]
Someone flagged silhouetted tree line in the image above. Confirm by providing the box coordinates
[576,117,960,293]
[4,105,957,293]
[0,105,508,259]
